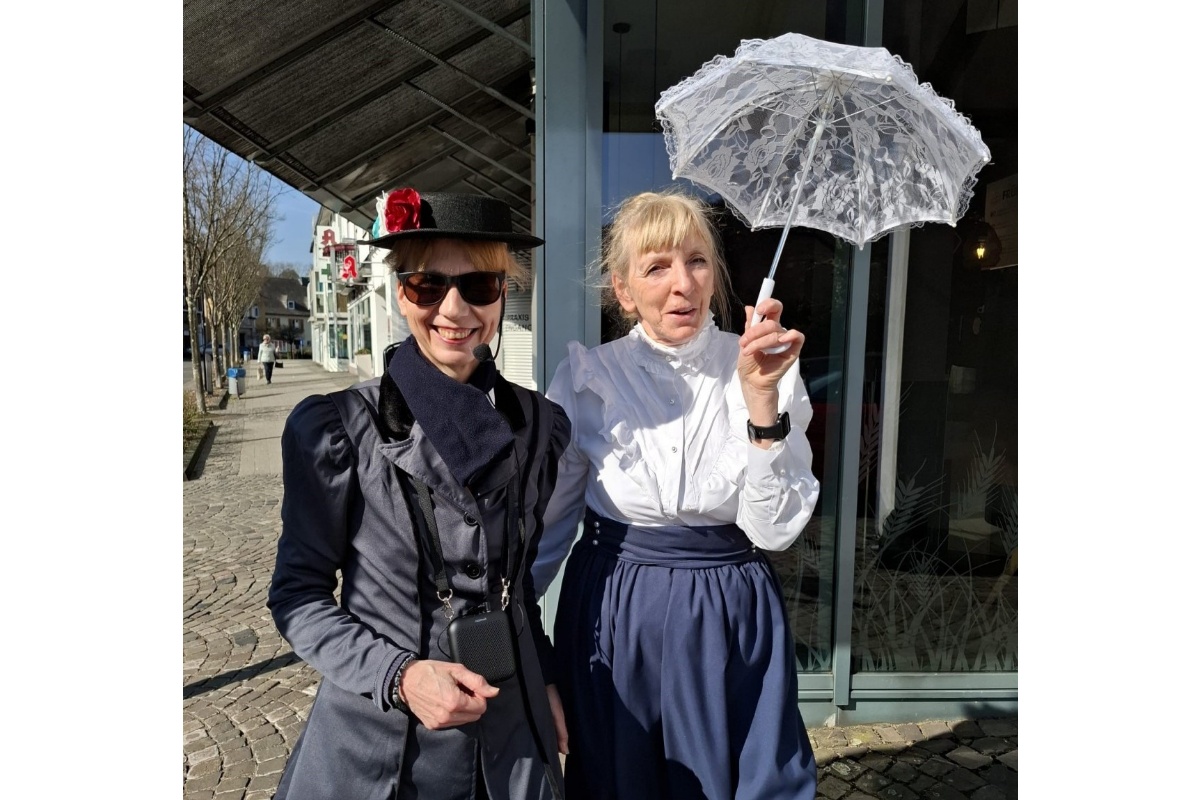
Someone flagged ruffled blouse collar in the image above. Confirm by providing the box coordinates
[628,313,719,374]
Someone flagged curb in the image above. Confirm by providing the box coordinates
[184,421,216,481]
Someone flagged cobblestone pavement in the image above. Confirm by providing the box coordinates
[182,360,1017,800]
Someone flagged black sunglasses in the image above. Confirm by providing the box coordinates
[397,271,506,307]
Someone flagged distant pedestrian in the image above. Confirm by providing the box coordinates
[258,334,277,384]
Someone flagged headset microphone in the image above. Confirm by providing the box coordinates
[472,344,494,362]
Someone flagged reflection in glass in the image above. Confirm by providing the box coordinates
[851,226,1017,673]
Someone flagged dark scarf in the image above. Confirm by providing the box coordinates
[386,337,514,487]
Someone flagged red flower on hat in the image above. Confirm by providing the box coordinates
[384,188,422,233]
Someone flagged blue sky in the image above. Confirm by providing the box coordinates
[265,183,322,273]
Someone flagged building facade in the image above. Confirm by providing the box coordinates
[240,276,311,358]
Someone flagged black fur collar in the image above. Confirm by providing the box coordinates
[377,342,526,442]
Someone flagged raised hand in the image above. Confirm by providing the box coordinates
[738,298,804,398]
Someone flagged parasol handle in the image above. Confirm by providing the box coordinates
[749,278,791,355]
[751,118,827,354]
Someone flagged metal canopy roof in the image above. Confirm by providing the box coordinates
[183,0,537,234]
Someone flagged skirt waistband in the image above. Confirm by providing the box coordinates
[579,509,759,568]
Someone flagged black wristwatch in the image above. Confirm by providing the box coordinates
[747,412,791,442]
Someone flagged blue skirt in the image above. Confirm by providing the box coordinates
[554,511,817,800]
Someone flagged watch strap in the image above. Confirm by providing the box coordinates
[747,411,791,442]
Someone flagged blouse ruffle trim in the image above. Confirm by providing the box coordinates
[565,339,641,471]
[626,314,721,375]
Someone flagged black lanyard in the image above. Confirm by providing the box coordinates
[397,463,524,620]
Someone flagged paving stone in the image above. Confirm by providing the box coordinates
[244,723,276,741]
[826,760,867,781]
[215,777,250,793]
[977,718,1017,737]
[917,756,956,777]
[817,774,852,799]
[917,720,954,739]
[223,747,253,766]
[186,770,220,792]
[970,786,1008,800]
[843,726,882,747]
[951,719,984,738]
[187,757,221,778]
[996,749,1017,771]
[873,741,909,756]
[251,745,288,763]
[183,728,208,745]
[895,724,923,742]
[877,726,908,745]
[835,744,871,759]
[945,746,992,770]
[813,728,849,748]
[876,783,921,800]
[855,769,893,793]
[971,737,1012,756]
[979,764,1017,795]
[886,761,920,783]
[813,747,839,767]
[247,775,283,793]
[257,756,289,775]
[860,753,892,772]
[924,783,970,800]
[915,738,957,755]
[942,766,986,792]
[264,705,293,724]
[256,733,285,750]
[909,775,936,793]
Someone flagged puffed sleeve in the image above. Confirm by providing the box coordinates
[267,394,413,712]
[531,356,590,596]
[735,361,821,551]
[519,397,573,681]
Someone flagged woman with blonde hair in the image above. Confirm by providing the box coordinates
[534,190,819,799]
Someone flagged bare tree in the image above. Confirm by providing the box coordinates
[183,126,279,412]
[208,226,271,382]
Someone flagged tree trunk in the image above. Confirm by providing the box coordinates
[185,294,208,415]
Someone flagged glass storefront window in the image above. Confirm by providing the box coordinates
[600,0,1016,689]
[848,1,1018,673]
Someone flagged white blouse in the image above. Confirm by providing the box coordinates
[531,316,820,595]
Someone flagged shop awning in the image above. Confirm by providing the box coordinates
[183,0,537,233]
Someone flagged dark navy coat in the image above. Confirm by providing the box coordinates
[268,371,569,800]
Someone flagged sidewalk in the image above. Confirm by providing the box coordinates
[182,359,1016,800]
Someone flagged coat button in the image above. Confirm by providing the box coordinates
[464,513,479,526]
[464,563,482,579]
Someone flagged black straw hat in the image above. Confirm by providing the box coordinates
[360,189,544,250]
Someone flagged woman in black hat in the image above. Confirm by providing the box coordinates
[268,189,569,800]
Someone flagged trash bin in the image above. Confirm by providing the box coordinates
[227,367,246,397]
